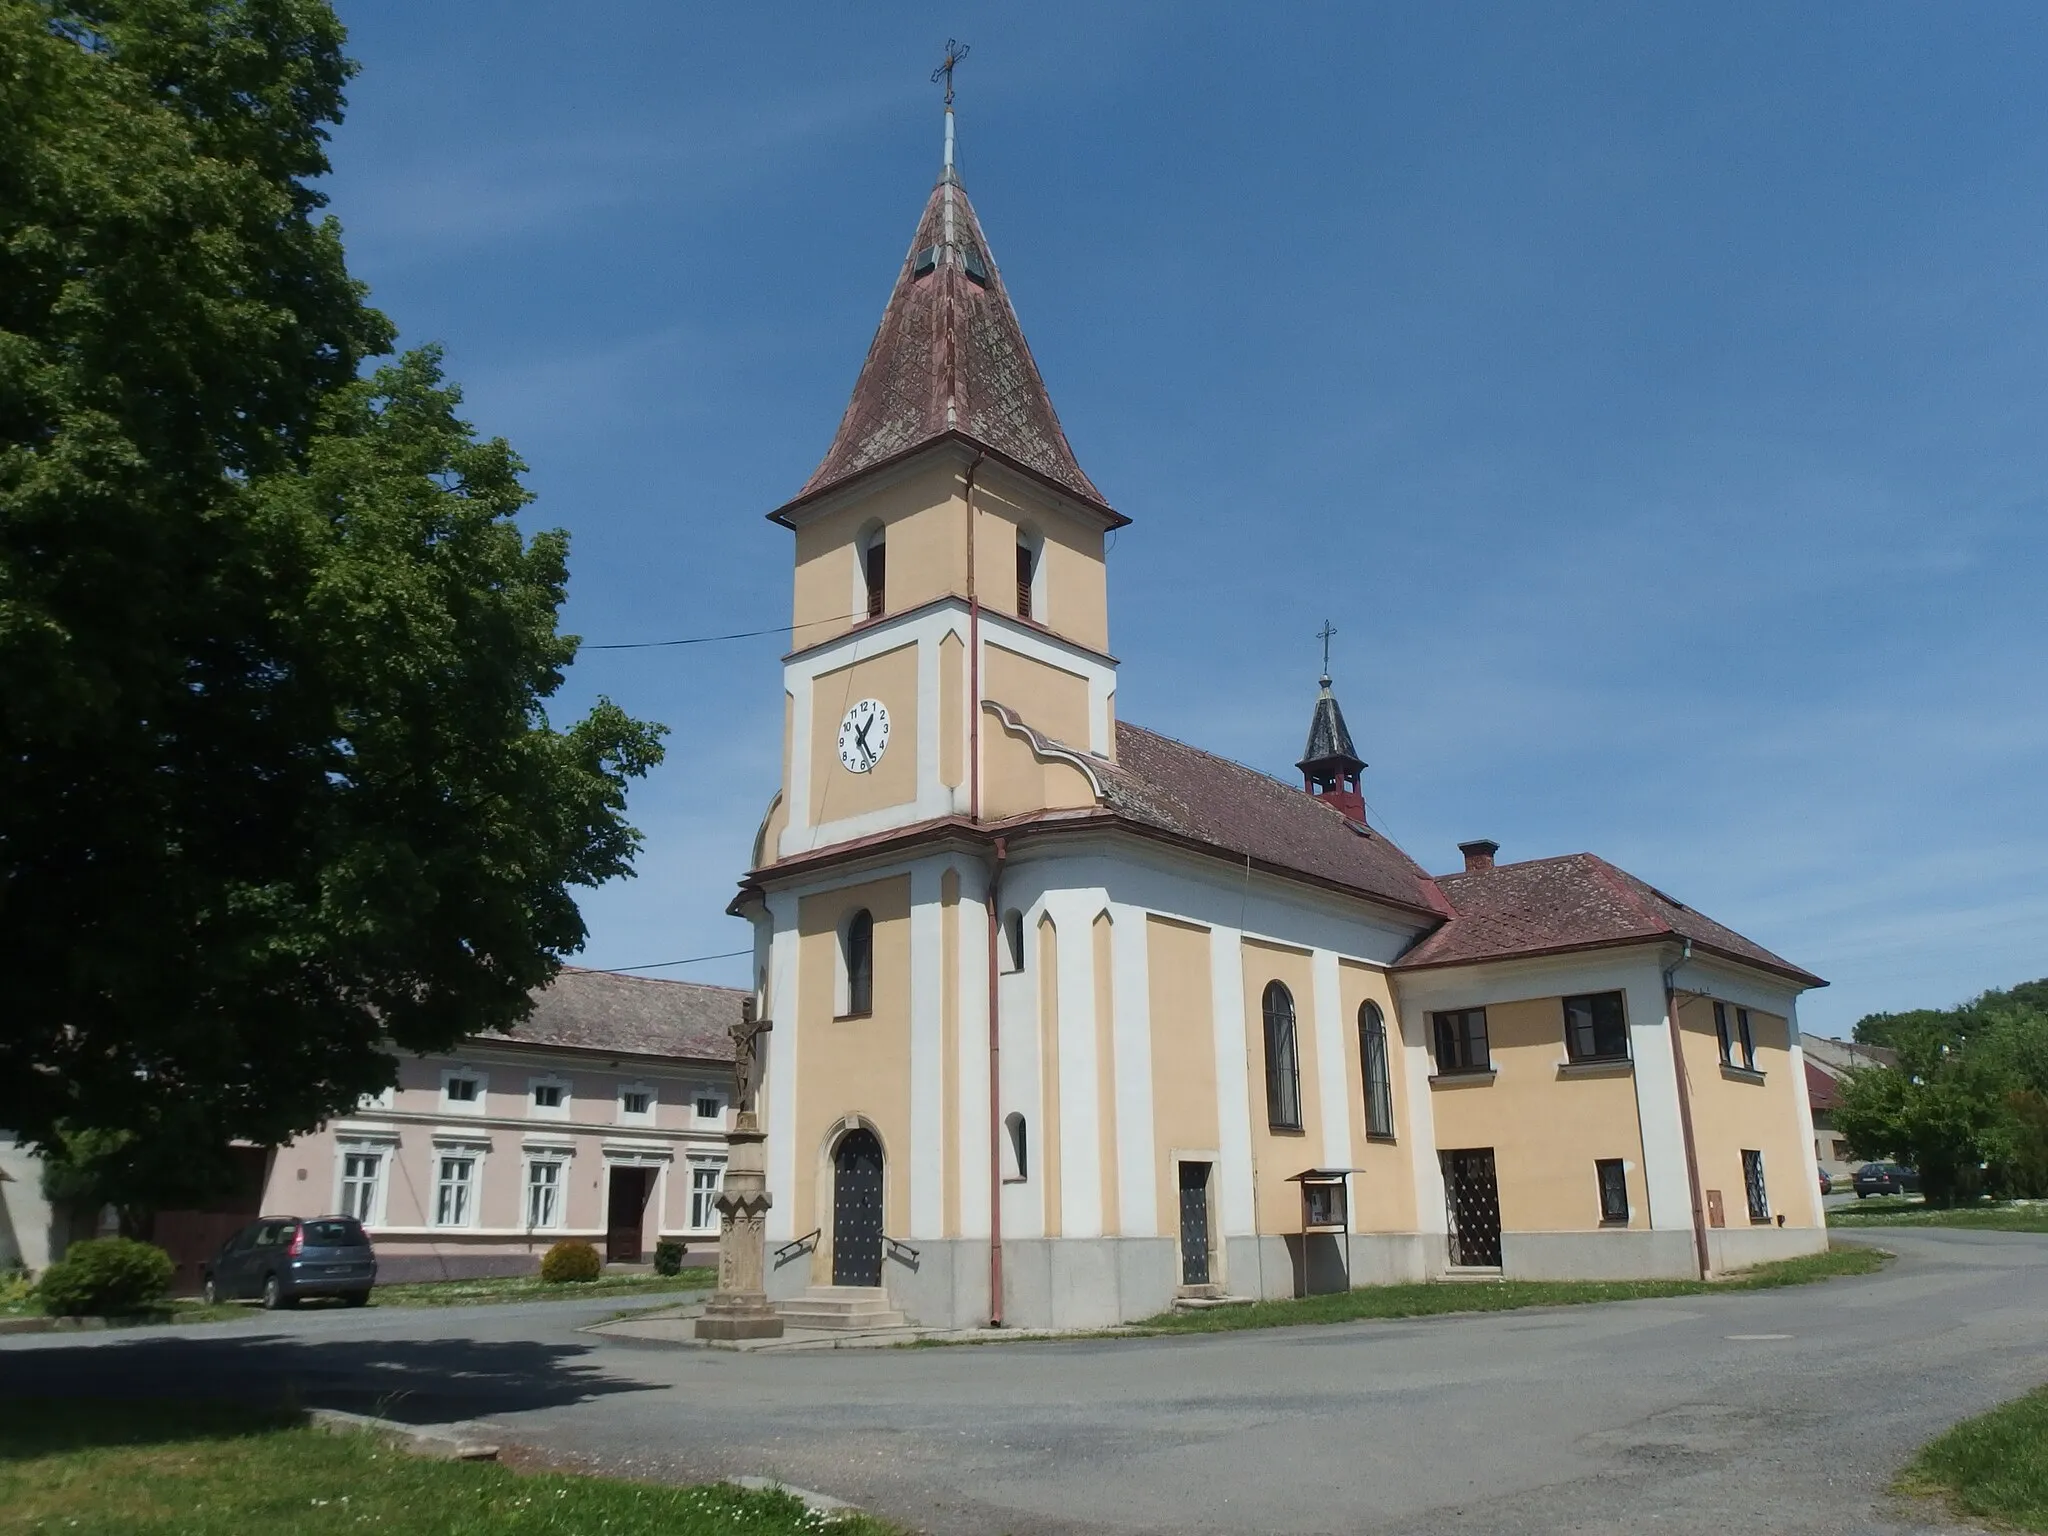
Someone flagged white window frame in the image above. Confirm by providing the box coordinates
[522,1153,570,1232]
[439,1066,488,1114]
[616,1081,656,1126]
[430,1137,489,1229]
[527,1074,571,1120]
[687,1157,727,1232]
[333,1139,393,1227]
[693,1091,725,1123]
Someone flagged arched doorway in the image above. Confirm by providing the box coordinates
[831,1128,884,1287]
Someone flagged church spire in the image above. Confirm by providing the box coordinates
[1298,623,1367,821]
[774,56,1115,526]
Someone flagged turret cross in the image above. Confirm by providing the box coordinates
[931,38,971,107]
[1317,619,1338,680]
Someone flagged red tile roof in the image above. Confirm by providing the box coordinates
[778,166,1113,522]
[1098,722,1445,917]
[1395,852,1824,987]
[1805,1059,1840,1111]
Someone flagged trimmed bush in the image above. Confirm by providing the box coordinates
[653,1239,685,1276]
[35,1238,174,1316]
[539,1239,601,1284]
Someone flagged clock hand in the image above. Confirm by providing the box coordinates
[854,717,872,754]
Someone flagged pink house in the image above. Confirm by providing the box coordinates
[261,969,742,1283]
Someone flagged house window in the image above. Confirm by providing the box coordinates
[1016,541,1036,620]
[434,1156,476,1227]
[1735,1008,1757,1070]
[1432,1008,1490,1074]
[689,1161,726,1230]
[619,1086,653,1120]
[525,1160,565,1230]
[339,1151,383,1224]
[1596,1159,1630,1224]
[694,1094,723,1121]
[1742,1150,1770,1222]
[1262,982,1303,1131]
[443,1073,481,1106]
[843,909,874,1016]
[533,1083,561,1108]
[1714,1001,1734,1065]
[863,536,886,618]
[1001,910,1025,973]
[1359,1002,1395,1139]
[1563,991,1630,1062]
[1004,1112,1028,1181]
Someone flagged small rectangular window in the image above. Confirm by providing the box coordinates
[1563,992,1629,1062]
[1016,544,1035,620]
[1714,1001,1734,1066]
[445,1076,479,1103]
[1596,1159,1630,1224]
[621,1089,652,1117]
[1431,1008,1490,1073]
[532,1083,563,1109]
[864,542,886,619]
[695,1095,723,1121]
[1742,1149,1769,1222]
[1736,1008,1757,1071]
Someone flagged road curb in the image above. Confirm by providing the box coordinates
[305,1407,501,1461]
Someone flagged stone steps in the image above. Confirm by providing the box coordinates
[775,1285,908,1331]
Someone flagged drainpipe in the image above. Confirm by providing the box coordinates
[986,835,1007,1324]
[1663,939,1711,1279]
[965,451,986,822]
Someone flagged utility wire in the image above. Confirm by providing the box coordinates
[583,947,752,974]
[579,610,862,652]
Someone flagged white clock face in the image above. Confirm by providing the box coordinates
[837,698,891,774]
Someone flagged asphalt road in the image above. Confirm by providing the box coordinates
[3,1229,2042,1535]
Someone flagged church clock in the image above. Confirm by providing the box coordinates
[836,698,890,774]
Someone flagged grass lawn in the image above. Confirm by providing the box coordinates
[1831,1200,2048,1234]
[1900,1382,2048,1531]
[1117,1243,1886,1335]
[365,1269,717,1309]
[0,1398,894,1535]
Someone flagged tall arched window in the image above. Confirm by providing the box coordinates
[1262,982,1302,1131]
[843,909,874,1017]
[1015,538,1036,620]
[1359,1001,1394,1139]
[1001,910,1025,973]
[863,531,886,618]
[1003,1112,1029,1181]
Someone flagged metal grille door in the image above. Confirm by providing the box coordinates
[831,1129,885,1287]
[1178,1162,1211,1286]
[1440,1148,1502,1268]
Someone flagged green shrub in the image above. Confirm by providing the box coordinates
[653,1239,685,1276]
[539,1239,601,1284]
[0,1267,34,1310]
[35,1238,174,1316]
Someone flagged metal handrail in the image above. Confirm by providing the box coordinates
[774,1228,820,1262]
[884,1236,921,1264]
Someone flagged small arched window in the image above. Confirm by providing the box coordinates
[1359,1001,1394,1139]
[1004,1111,1028,1181]
[863,530,886,618]
[843,909,874,1017]
[1015,538,1036,620]
[1262,982,1302,1131]
[1001,909,1025,973]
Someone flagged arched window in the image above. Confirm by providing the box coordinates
[843,909,873,1017]
[1359,1001,1394,1139]
[1015,538,1036,620]
[863,530,886,618]
[1262,982,1302,1131]
[1004,1112,1029,1181]
[1001,909,1025,973]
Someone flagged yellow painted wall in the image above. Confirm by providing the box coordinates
[1146,916,1219,1229]
[979,705,1099,821]
[791,459,964,641]
[808,641,919,826]
[1240,940,1321,1234]
[969,472,1110,655]
[1425,996,1650,1232]
[794,875,913,1278]
[1339,962,1417,1232]
[1676,999,1824,1230]
[984,644,1091,749]
[752,791,787,870]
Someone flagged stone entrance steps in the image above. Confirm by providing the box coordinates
[775,1285,908,1331]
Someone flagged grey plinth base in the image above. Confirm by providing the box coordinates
[696,1297,784,1340]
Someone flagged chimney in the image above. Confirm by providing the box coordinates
[1458,839,1499,873]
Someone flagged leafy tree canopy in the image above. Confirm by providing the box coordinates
[1,2,664,1189]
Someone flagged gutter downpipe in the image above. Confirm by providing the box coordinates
[1663,939,1712,1279]
[964,450,1004,1324]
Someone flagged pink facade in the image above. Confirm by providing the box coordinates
[263,1038,736,1280]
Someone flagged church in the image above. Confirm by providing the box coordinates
[729,101,1827,1331]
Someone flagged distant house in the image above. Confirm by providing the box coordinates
[1801,1035,1896,1182]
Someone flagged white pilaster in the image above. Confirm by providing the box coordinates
[1050,890,1105,1238]
[1628,967,1697,1234]
[908,860,946,1239]
[1110,905,1157,1236]
[1208,925,1257,1235]
[1310,949,1351,1174]
[956,860,992,1238]
[763,891,800,1240]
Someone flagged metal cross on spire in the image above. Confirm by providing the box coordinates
[931,38,971,107]
[1317,619,1338,684]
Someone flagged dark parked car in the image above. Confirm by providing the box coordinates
[201,1216,377,1308]
[1816,1166,1833,1196]
[1852,1162,1920,1198]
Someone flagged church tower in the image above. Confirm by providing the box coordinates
[1297,671,1367,823]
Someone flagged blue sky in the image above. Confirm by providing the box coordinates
[324,3,2047,1035]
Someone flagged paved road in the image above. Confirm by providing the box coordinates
[3,1230,2042,1534]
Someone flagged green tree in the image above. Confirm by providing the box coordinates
[1,3,663,1192]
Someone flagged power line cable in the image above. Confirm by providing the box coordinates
[578,610,861,652]
[581,947,753,974]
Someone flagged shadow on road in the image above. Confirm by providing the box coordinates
[0,1333,659,1424]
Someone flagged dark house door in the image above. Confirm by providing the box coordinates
[1177,1162,1211,1286]
[606,1167,654,1263]
[831,1129,885,1287]
[1441,1148,1503,1268]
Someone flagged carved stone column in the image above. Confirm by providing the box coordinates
[698,1002,784,1340]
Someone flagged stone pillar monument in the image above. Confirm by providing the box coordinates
[697,996,784,1340]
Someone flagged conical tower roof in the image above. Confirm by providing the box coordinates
[1298,676,1364,775]
[776,155,1116,525]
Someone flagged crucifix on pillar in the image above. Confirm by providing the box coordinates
[697,994,784,1340]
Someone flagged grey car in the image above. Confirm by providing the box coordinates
[200,1216,378,1308]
